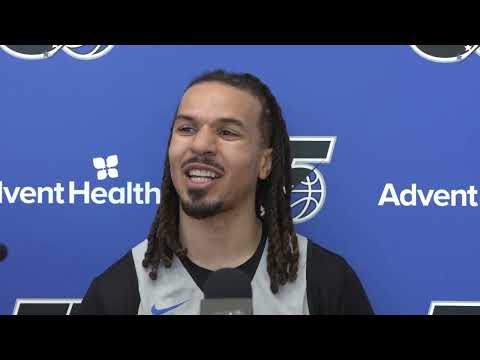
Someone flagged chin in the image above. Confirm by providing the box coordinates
[180,198,225,219]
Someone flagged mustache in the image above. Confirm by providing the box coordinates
[181,155,225,173]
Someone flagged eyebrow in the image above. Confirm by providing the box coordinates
[175,114,247,130]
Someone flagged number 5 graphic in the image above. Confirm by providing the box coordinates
[289,136,336,224]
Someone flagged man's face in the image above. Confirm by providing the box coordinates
[169,81,272,219]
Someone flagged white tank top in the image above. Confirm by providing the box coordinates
[131,234,310,315]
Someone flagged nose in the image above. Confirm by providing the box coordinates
[190,125,217,155]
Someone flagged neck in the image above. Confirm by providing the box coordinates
[179,202,262,271]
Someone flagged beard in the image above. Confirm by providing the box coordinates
[180,189,224,219]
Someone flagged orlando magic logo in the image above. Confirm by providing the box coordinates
[411,45,480,63]
[289,136,336,224]
[0,45,114,60]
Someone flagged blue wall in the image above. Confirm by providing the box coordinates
[2,45,479,315]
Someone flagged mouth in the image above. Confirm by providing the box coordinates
[183,164,224,191]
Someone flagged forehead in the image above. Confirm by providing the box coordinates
[177,82,262,126]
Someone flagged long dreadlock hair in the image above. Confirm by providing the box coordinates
[142,69,299,293]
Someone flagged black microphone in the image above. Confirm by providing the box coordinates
[200,268,253,315]
[0,243,8,262]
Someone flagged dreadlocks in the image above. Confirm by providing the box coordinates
[142,69,299,293]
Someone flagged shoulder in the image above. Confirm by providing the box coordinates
[300,235,374,315]
[95,250,138,290]
[295,233,349,278]
[305,237,352,281]
[73,247,141,315]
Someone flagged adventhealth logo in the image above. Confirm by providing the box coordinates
[93,155,119,180]
[378,183,480,207]
[0,155,161,205]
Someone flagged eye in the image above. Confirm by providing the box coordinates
[177,126,195,134]
[219,129,238,138]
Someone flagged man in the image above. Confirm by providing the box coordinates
[74,70,374,315]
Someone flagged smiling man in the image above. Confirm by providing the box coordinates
[74,70,374,315]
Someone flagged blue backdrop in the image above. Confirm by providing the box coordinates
[1,45,479,315]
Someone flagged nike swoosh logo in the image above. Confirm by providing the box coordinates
[151,300,188,315]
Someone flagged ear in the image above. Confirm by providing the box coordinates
[259,148,273,180]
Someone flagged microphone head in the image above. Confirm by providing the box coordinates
[203,268,252,299]
[0,243,8,262]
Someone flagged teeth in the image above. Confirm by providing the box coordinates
[188,169,218,178]
[190,177,212,184]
